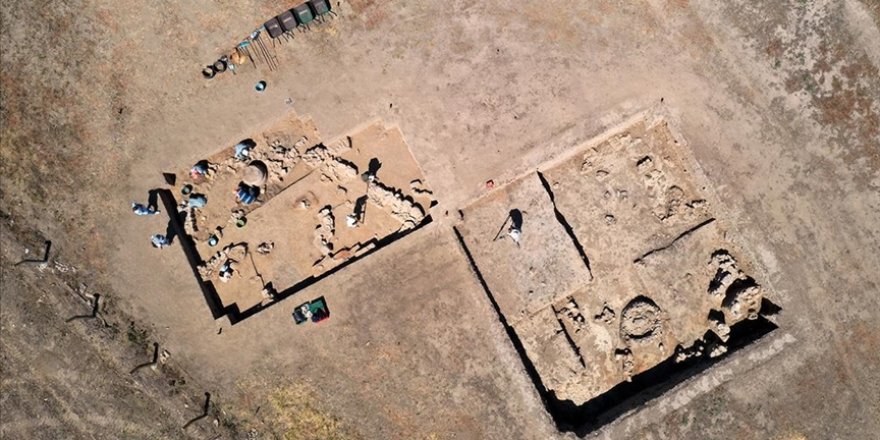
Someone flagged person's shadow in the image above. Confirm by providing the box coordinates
[368,158,382,176]
[354,195,368,222]
[65,294,101,322]
[510,209,523,231]
[147,187,181,245]
[183,392,212,429]
[129,342,159,374]
[147,189,160,211]
[493,209,524,242]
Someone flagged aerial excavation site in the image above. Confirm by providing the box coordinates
[167,113,433,321]
[1,1,878,439]
[456,113,786,431]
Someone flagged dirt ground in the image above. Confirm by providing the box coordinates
[2,0,879,439]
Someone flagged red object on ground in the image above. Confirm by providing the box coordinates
[485,180,495,189]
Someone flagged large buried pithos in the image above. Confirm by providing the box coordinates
[619,296,663,343]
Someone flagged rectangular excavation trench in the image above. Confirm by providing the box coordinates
[455,208,781,435]
[158,114,436,324]
[454,112,783,434]
[555,304,778,435]
[161,189,432,324]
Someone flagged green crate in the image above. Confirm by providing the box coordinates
[293,3,314,25]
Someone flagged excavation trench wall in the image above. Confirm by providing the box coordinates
[160,188,433,325]
[454,218,780,434]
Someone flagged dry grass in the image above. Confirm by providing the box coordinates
[232,379,360,440]
[267,384,355,440]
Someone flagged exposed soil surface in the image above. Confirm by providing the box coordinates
[2,0,879,439]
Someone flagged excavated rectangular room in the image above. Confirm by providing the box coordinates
[456,112,780,426]
[165,111,434,322]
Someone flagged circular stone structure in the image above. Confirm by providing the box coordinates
[620,296,663,342]
[242,161,268,186]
